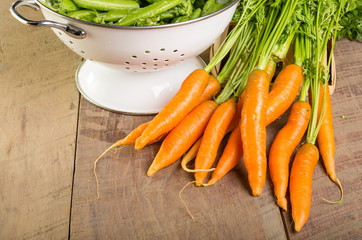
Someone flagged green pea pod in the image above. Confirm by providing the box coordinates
[190,8,201,19]
[72,0,140,11]
[171,15,190,23]
[116,0,182,26]
[94,9,136,23]
[201,0,228,16]
[68,9,98,21]
[61,0,80,12]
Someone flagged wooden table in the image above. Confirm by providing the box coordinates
[1,2,361,239]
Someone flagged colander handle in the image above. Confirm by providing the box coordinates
[10,0,86,39]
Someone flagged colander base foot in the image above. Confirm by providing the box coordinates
[75,57,206,115]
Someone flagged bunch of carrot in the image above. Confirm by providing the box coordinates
[94,0,350,233]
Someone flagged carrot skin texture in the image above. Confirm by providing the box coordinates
[269,101,311,210]
[241,69,269,196]
[147,100,218,176]
[290,143,319,232]
[266,64,303,126]
[195,75,221,106]
[207,122,243,185]
[135,69,209,150]
[315,86,337,181]
[194,98,236,186]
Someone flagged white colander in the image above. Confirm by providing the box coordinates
[10,0,239,114]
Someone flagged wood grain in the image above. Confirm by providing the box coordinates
[2,1,362,238]
[70,99,287,240]
[0,1,80,239]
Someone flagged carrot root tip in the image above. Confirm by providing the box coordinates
[251,188,262,196]
[206,178,218,186]
[93,141,125,200]
[277,197,288,211]
[179,181,197,222]
[322,178,344,204]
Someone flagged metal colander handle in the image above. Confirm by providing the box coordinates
[10,0,86,39]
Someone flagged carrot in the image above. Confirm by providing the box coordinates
[289,143,319,232]
[315,86,336,181]
[269,101,311,211]
[135,69,209,150]
[240,69,269,196]
[266,64,304,126]
[147,100,218,176]
[312,85,343,203]
[194,98,236,186]
[207,122,243,185]
[195,75,221,106]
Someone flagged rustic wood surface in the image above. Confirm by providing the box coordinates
[1,0,361,238]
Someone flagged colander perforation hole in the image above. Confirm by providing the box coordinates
[58,32,62,36]
[81,51,85,54]
[69,41,73,44]
[164,59,169,62]
[160,48,165,52]
[180,54,185,57]
[126,67,130,70]
[173,50,178,53]
[125,62,130,65]
[153,58,158,62]
[142,63,146,66]
[132,55,137,59]
[145,50,150,54]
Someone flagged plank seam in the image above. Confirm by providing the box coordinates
[68,93,82,240]
[279,207,291,240]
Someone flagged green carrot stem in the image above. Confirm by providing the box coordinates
[203,0,267,73]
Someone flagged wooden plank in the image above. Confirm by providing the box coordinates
[281,39,362,239]
[70,100,287,239]
[0,3,80,239]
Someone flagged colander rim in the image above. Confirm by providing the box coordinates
[37,0,239,30]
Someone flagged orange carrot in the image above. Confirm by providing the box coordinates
[147,100,218,176]
[207,122,243,185]
[311,85,343,203]
[269,101,311,211]
[194,98,236,186]
[315,86,337,181]
[135,69,209,150]
[240,69,269,196]
[195,75,221,106]
[266,64,304,126]
[289,143,319,232]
